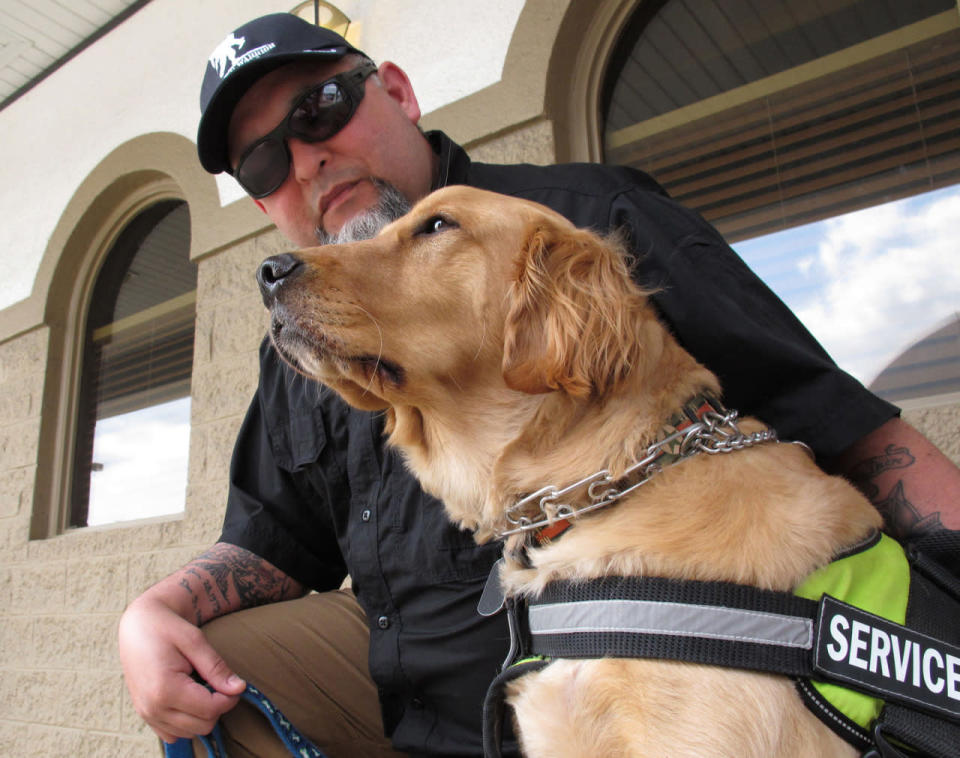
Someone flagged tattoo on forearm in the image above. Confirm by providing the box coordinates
[846,444,915,499]
[174,544,298,625]
[847,444,941,538]
[183,568,223,619]
[874,481,942,538]
[180,576,203,626]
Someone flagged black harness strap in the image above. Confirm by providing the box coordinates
[481,577,823,757]
[529,575,819,677]
[482,657,550,758]
[518,574,960,758]
[481,532,960,758]
[871,561,960,758]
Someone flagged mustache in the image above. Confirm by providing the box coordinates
[315,179,412,245]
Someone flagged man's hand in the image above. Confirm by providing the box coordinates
[118,543,305,742]
[118,593,245,742]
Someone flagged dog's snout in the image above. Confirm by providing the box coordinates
[257,253,303,305]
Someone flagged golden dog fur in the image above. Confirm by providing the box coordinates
[264,185,882,757]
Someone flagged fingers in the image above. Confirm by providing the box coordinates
[188,641,246,697]
[142,671,242,741]
[118,598,243,741]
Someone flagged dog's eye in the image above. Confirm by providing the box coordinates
[416,215,457,236]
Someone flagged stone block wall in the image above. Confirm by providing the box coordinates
[0,227,285,756]
[904,402,960,466]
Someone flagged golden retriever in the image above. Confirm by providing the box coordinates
[258,185,881,757]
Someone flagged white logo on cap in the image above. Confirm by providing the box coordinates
[209,33,246,78]
[230,43,277,73]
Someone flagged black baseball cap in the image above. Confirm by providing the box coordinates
[197,13,366,174]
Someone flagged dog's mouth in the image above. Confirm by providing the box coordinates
[270,309,405,389]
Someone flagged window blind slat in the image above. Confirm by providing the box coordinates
[606,29,960,243]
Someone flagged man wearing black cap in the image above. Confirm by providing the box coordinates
[118,12,960,758]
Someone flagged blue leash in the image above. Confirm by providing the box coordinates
[164,682,327,758]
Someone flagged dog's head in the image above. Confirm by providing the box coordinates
[258,185,651,412]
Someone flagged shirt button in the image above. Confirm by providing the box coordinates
[377,615,390,630]
[411,697,424,710]
[361,509,372,522]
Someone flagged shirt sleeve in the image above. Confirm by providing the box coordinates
[220,338,348,591]
[608,176,899,460]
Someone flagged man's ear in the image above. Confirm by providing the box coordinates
[376,61,422,124]
[501,219,646,398]
[254,198,267,214]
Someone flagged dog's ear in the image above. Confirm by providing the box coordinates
[502,218,647,398]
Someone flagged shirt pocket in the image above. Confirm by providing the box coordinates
[431,519,502,583]
[388,478,500,583]
[268,406,330,472]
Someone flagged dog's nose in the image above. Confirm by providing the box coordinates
[257,253,303,306]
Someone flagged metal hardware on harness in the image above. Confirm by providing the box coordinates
[498,406,777,538]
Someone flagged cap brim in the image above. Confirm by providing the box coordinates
[197,48,354,175]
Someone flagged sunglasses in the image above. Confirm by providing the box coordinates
[233,61,379,198]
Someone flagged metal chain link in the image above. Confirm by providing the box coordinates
[497,408,778,538]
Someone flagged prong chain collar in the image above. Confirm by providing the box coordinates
[497,405,780,539]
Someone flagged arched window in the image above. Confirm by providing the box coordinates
[602,0,960,404]
[71,200,195,527]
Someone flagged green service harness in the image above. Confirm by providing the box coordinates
[481,530,960,758]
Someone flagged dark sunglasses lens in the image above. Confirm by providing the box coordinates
[235,72,367,197]
[289,81,354,141]
[237,140,289,198]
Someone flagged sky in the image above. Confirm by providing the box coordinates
[86,396,191,526]
[733,185,960,386]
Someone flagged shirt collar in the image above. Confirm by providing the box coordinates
[426,130,472,190]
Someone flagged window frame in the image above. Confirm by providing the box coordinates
[70,198,194,528]
[31,177,191,537]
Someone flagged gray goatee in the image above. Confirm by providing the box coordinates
[315,179,412,245]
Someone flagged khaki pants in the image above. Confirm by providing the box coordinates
[188,589,406,758]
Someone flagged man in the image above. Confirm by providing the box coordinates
[118,12,960,758]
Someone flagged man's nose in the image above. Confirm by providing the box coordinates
[288,138,329,184]
[257,253,303,306]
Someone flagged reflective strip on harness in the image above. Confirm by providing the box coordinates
[529,598,813,649]
[526,575,819,677]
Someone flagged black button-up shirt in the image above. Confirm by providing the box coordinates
[221,132,898,756]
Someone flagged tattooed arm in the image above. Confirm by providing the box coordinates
[179,542,305,625]
[118,543,305,743]
[825,417,960,539]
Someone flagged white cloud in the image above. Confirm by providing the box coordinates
[793,189,960,384]
[736,187,960,385]
[87,397,191,526]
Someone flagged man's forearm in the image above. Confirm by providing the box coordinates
[156,542,306,626]
[826,416,960,540]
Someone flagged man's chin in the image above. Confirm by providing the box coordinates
[321,181,376,233]
[316,179,411,245]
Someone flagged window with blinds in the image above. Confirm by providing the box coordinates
[603,0,959,243]
[71,200,195,527]
[602,0,960,403]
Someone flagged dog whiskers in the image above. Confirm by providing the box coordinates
[471,318,488,363]
[355,303,385,396]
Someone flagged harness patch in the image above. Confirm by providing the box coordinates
[814,595,960,723]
